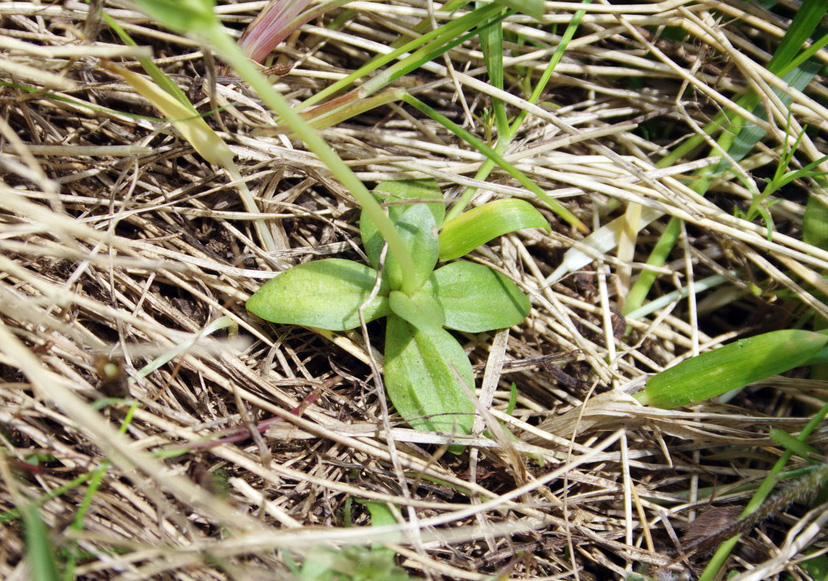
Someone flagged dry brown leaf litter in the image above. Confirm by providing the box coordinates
[0,0,827,579]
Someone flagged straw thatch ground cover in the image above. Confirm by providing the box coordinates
[1,0,827,579]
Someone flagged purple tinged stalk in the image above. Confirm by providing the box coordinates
[238,0,314,63]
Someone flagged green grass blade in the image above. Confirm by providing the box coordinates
[624,273,731,321]
[357,9,508,100]
[635,330,828,409]
[304,89,403,130]
[769,428,818,460]
[765,0,827,73]
[625,0,827,315]
[623,217,681,314]
[64,404,138,580]
[103,12,195,110]
[62,463,108,581]
[658,11,828,172]
[300,3,505,111]
[402,94,587,233]
[445,0,591,221]
[21,503,61,581]
[0,472,94,525]
[479,6,509,138]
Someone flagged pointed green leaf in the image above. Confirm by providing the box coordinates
[246,259,388,331]
[360,500,401,557]
[385,314,475,436]
[389,290,445,334]
[439,199,549,261]
[423,261,530,332]
[479,7,509,138]
[361,179,444,269]
[635,330,828,409]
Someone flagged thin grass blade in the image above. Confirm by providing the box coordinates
[300,3,505,111]
[479,6,509,137]
[103,13,194,109]
[403,94,587,233]
[446,0,591,221]
[105,63,234,167]
[625,0,828,314]
[21,504,60,581]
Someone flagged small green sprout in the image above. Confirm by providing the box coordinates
[247,179,548,441]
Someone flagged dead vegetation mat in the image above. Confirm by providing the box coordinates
[1,0,828,579]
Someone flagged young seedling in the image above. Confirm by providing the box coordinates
[247,179,548,441]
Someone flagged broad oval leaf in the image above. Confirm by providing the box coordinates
[385,314,475,436]
[246,259,388,331]
[422,261,530,332]
[360,179,445,269]
[439,198,549,261]
[635,330,828,409]
[389,290,445,335]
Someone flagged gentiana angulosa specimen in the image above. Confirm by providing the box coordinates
[247,179,548,444]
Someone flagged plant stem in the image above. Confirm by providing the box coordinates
[202,27,418,293]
